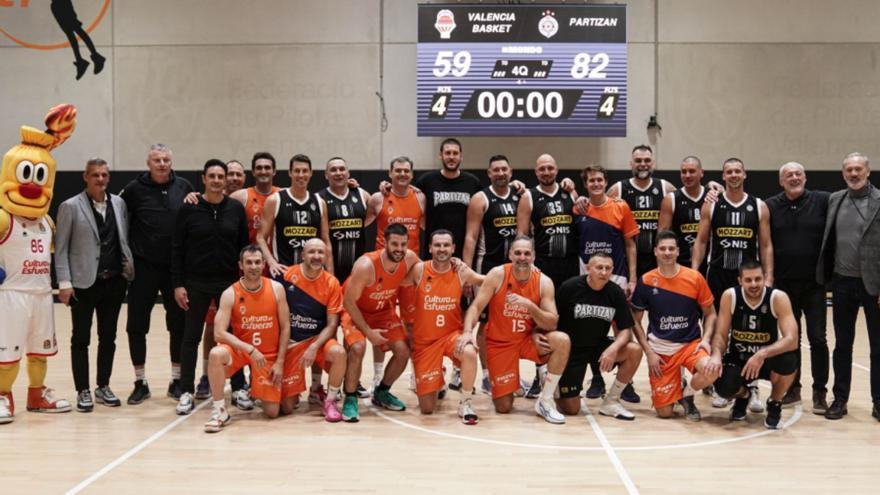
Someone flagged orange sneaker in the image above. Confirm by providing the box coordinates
[26,386,72,413]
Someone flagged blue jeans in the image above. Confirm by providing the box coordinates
[831,275,880,402]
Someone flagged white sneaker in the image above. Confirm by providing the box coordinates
[458,400,479,425]
[0,395,12,424]
[599,398,635,421]
[370,373,383,397]
[712,389,730,408]
[204,407,231,433]
[748,385,764,413]
[176,392,194,415]
[449,367,463,391]
[231,389,254,411]
[535,398,565,424]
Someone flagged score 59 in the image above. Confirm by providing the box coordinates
[431,50,610,79]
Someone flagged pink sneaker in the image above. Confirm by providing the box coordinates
[322,397,342,423]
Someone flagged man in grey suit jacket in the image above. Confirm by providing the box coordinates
[816,152,880,421]
[55,158,134,413]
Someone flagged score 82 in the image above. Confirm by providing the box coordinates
[433,51,471,77]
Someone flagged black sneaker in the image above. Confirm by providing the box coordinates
[76,389,94,413]
[195,375,211,400]
[355,382,370,399]
[781,386,801,408]
[94,386,122,407]
[702,384,714,396]
[524,373,542,399]
[585,376,606,399]
[621,382,641,404]
[764,399,783,429]
[677,395,701,422]
[812,394,828,415]
[167,379,182,400]
[730,392,749,421]
[824,399,847,420]
[127,380,151,405]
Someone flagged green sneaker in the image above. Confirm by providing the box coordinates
[342,395,359,423]
[371,389,406,411]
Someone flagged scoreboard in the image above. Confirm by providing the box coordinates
[417,4,627,137]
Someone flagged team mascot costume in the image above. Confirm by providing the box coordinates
[0,104,77,424]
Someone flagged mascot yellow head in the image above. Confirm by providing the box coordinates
[0,104,76,218]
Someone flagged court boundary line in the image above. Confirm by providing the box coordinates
[583,405,640,495]
[364,399,803,452]
[65,400,210,495]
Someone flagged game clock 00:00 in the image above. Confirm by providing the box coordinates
[417,4,627,137]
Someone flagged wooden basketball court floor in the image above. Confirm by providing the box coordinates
[3,305,879,494]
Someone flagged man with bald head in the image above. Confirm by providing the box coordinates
[765,162,830,412]
[515,154,578,398]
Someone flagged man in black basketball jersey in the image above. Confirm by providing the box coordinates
[318,157,373,284]
[608,145,676,278]
[658,156,709,273]
[692,158,773,411]
[257,154,333,277]
[462,154,520,394]
[705,261,798,429]
[515,153,579,398]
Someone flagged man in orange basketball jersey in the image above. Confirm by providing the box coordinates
[463,236,571,424]
[630,231,719,421]
[367,156,426,393]
[283,238,347,423]
[402,229,485,424]
[203,246,293,433]
[340,223,421,421]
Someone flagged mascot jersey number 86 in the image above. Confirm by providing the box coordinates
[0,104,76,423]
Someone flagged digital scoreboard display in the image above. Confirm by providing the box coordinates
[417,4,627,137]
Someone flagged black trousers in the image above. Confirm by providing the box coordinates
[831,275,880,402]
[776,278,829,393]
[70,275,127,391]
[179,284,225,394]
[125,257,185,367]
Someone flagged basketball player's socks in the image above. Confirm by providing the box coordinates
[328,385,340,399]
[606,379,626,401]
[212,399,225,412]
[171,363,181,380]
[373,362,385,381]
[0,362,20,392]
[26,356,47,388]
[538,373,561,402]
[202,357,209,376]
[134,365,146,383]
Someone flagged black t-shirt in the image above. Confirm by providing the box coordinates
[765,189,829,281]
[415,170,482,258]
[556,275,634,348]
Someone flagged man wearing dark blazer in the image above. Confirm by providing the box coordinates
[55,158,134,412]
[817,152,880,421]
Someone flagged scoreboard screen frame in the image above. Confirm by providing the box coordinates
[417,3,628,137]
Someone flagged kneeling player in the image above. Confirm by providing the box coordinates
[404,230,484,423]
[630,231,719,421]
[283,239,347,422]
[463,236,570,424]
[556,253,643,420]
[705,261,798,429]
[203,246,293,433]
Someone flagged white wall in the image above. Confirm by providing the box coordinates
[1,0,877,172]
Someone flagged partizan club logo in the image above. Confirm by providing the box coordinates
[538,10,558,39]
[0,0,111,81]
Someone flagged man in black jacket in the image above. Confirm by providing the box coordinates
[120,144,194,405]
[172,160,249,415]
[765,162,830,413]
